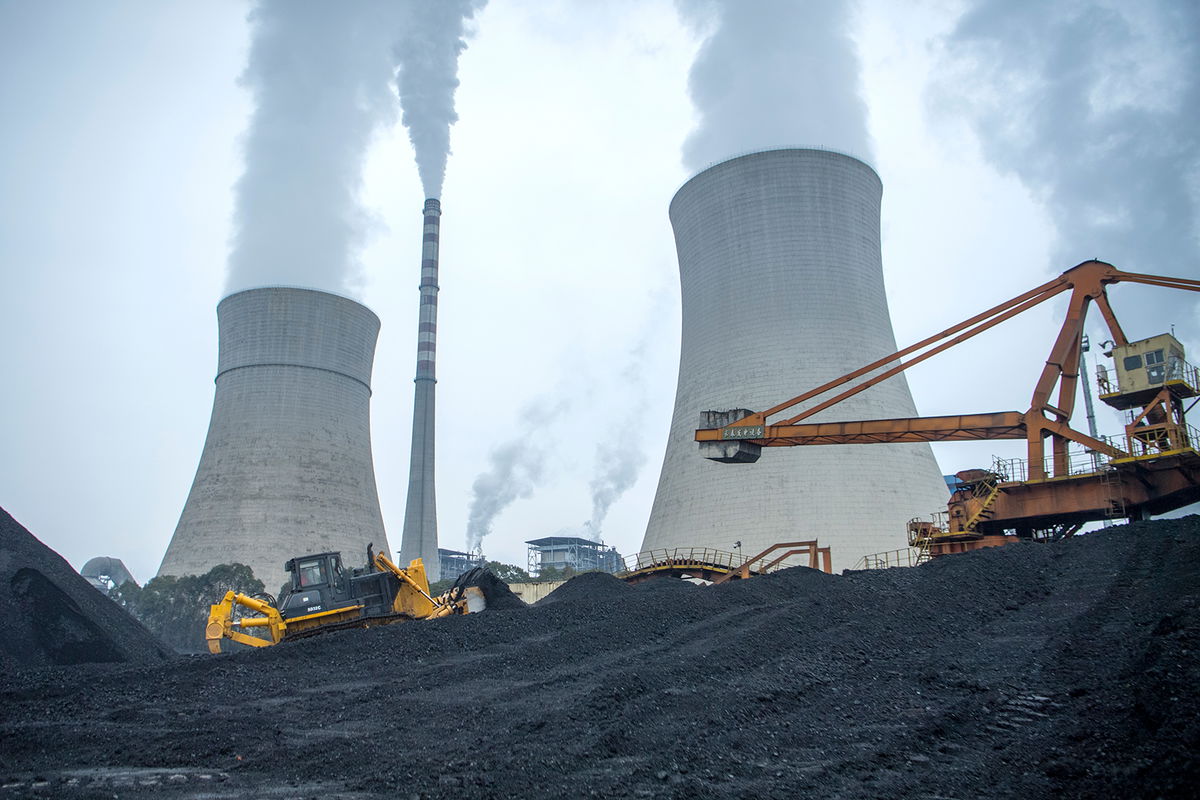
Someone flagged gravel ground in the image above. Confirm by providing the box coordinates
[0,516,1196,799]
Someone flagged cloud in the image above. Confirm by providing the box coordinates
[932,0,1200,336]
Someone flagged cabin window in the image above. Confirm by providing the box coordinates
[1145,349,1165,383]
[1123,354,1143,371]
[298,559,325,587]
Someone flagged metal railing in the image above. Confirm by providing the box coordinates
[1124,420,1199,458]
[1095,356,1200,395]
[854,547,923,570]
[992,447,1115,483]
[620,548,747,575]
[992,419,1198,480]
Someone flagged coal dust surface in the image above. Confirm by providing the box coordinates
[0,506,171,671]
[533,570,633,606]
[1,517,1198,799]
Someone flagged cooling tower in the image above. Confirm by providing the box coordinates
[158,287,390,591]
[398,198,442,581]
[641,148,948,571]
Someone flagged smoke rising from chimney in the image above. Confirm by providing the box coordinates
[224,0,485,294]
[465,325,658,553]
[934,0,1200,330]
[465,398,570,553]
[394,0,486,199]
[677,0,872,171]
[583,339,654,540]
[586,439,647,540]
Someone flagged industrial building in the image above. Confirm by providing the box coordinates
[526,536,623,577]
[437,547,485,583]
[641,148,950,572]
[158,287,390,591]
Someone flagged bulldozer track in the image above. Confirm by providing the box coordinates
[281,611,421,643]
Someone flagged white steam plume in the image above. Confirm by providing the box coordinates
[934,0,1200,333]
[586,441,647,540]
[466,398,570,552]
[226,1,402,294]
[224,0,485,293]
[677,0,872,171]
[394,0,486,199]
[583,339,654,540]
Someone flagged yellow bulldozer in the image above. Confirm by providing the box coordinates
[205,548,491,654]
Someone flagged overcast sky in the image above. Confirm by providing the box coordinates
[2,0,1197,583]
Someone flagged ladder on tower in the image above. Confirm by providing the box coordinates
[1099,465,1126,522]
[963,475,1003,533]
[913,534,933,565]
[905,516,939,565]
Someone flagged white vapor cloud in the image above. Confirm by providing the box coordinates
[585,339,655,541]
[677,0,872,170]
[226,1,402,294]
[933,0,1200,335]
[225,0,485,294]
[465,398,571,553]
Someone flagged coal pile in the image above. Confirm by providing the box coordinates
[534,570,633,606]
[0,518,1197,799]
[464,569,525,611]
[0,506,171,671]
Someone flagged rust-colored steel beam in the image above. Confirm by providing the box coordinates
[714,274,1072,432]
[697,261,1200,480]
[1115,271,1200,293]
[758,546,833,573]
[1092,289,1128,348]
[711,540,830,585]
[1035,418,1125,458]
[696,412,1027,446]
[758,549,809,573]
[1024,263,1118,478]
[780,290,1064,426]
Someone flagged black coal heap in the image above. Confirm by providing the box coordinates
[0,506,171,671]
[0,517,1197,799]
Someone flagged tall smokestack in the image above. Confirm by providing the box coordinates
[159,287,389,591]
[399,198,442,579]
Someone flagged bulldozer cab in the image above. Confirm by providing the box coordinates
[279,552,352,618]
[291,553,347,591]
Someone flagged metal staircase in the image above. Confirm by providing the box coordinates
[963,475,1002,533]
[913,535,933,566]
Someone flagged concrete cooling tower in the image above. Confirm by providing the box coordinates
[641,148,949,571]
[158,287,390,591]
